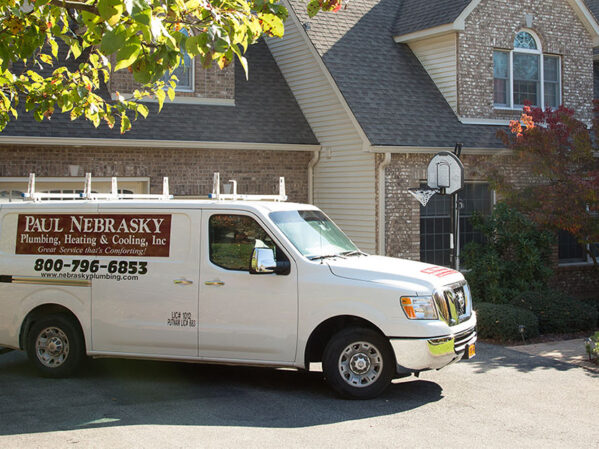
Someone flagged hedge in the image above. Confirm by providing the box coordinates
[510,290,598,334]
[475,302,540,342]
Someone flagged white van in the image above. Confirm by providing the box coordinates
[0,181,476,399]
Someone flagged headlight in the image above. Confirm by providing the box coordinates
[400,296,438,320]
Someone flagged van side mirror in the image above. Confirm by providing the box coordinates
[249,248,290,275]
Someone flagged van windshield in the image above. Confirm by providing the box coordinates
[269,210,359,259]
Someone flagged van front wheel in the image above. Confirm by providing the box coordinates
[322,328,394,399]
[26,314,84,378]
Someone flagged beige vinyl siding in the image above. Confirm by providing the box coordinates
[267,19,377,254]
[409,33,458,113]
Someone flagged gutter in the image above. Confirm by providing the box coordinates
[308,148,321,204]
[368,145,511,156]
[377,152,392,255]
[0,136,322,152]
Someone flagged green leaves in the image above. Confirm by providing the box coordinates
[98,0,125,26]
[307,0,321,18]
[154,88,166,112]
[0,0,303,134]
[101,27,127,55]
[114,37,141,71]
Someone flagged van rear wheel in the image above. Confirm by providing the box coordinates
[322,328,394,399]
[26,314,84,378]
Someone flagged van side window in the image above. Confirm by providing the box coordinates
[209,214,277,271]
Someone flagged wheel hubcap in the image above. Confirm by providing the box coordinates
[338,341,383,388]
[36,327,69,368]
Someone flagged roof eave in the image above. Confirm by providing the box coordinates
[0,136,322,152]
[369,145,508,155]
[568,0,599,46]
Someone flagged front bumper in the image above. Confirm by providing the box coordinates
[390,326,477,374]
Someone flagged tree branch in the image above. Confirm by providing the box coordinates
[48,0,99,15]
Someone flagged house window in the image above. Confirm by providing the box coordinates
[168,52,194,92]
[558,230,586,263]
[493,31,561,109]
[420,183,493,267]
[162,32,194,92]
[558,231,599,264]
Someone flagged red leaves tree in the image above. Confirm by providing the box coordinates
[494,105,599,266]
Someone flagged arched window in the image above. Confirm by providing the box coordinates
[493,30,561,109]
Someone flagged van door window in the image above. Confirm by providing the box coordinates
[209,215,278,271]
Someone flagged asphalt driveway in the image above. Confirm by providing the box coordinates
[0,343,597,448]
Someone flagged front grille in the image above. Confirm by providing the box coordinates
[433,280,472,326]
[452,286,467,317]
[454,327,477,353]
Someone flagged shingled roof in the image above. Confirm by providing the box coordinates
[288,0,501,148]
[1,40,318,145]
[392,0,472,36]
[586,0,599,21]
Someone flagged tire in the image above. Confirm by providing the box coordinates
[26,314,84,378]
[322,327,395,399]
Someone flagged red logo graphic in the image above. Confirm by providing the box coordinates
[420,266,458,278]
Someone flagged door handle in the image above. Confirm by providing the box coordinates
[204,280,225,286]
[174,279,194,285]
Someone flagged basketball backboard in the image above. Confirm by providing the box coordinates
[427,151,464,195]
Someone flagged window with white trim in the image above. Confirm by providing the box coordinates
[162,30,194,92]
[493,30,561,109]
[558,231,599,265]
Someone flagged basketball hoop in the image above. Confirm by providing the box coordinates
[408,187,441,207]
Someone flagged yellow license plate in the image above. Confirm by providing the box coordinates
[467,344,476,359]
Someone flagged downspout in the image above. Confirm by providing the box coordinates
[377,152,392,255]
[308,148,321,204]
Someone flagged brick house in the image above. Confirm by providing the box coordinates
[1,0,598,294]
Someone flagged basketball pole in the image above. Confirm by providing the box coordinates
[451,143,463,270]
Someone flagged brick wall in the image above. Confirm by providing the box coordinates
[109,58,235,100]
[458,0,594,122]
[552,264,599,299]
[384,152,527,260]
[0,146,311,201]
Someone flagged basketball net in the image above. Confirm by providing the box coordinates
[408,187,441,207]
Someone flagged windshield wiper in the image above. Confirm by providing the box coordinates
[340,250,368,257]
[308,254,346,261]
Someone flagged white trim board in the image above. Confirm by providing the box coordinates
[459,117,511,126]
[0,136,321,152]
[110,93,235,107]
[369,145,511,155]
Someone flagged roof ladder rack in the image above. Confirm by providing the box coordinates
[22,173,173,201]
[208,172,287,201]
[23,174,82,201]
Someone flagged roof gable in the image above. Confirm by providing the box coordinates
[393,0,599,45]
[393,0,472,37]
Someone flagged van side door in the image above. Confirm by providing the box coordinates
[199,211,298,363]
[91,209,200,357]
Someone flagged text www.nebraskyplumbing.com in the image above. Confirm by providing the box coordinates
[40,272,139,282]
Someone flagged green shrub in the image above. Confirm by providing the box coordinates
[580,296,599,326]
[511,290,598,334]
[462,203,555,304]
[586,331,599,364]
[475,302,539,342]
